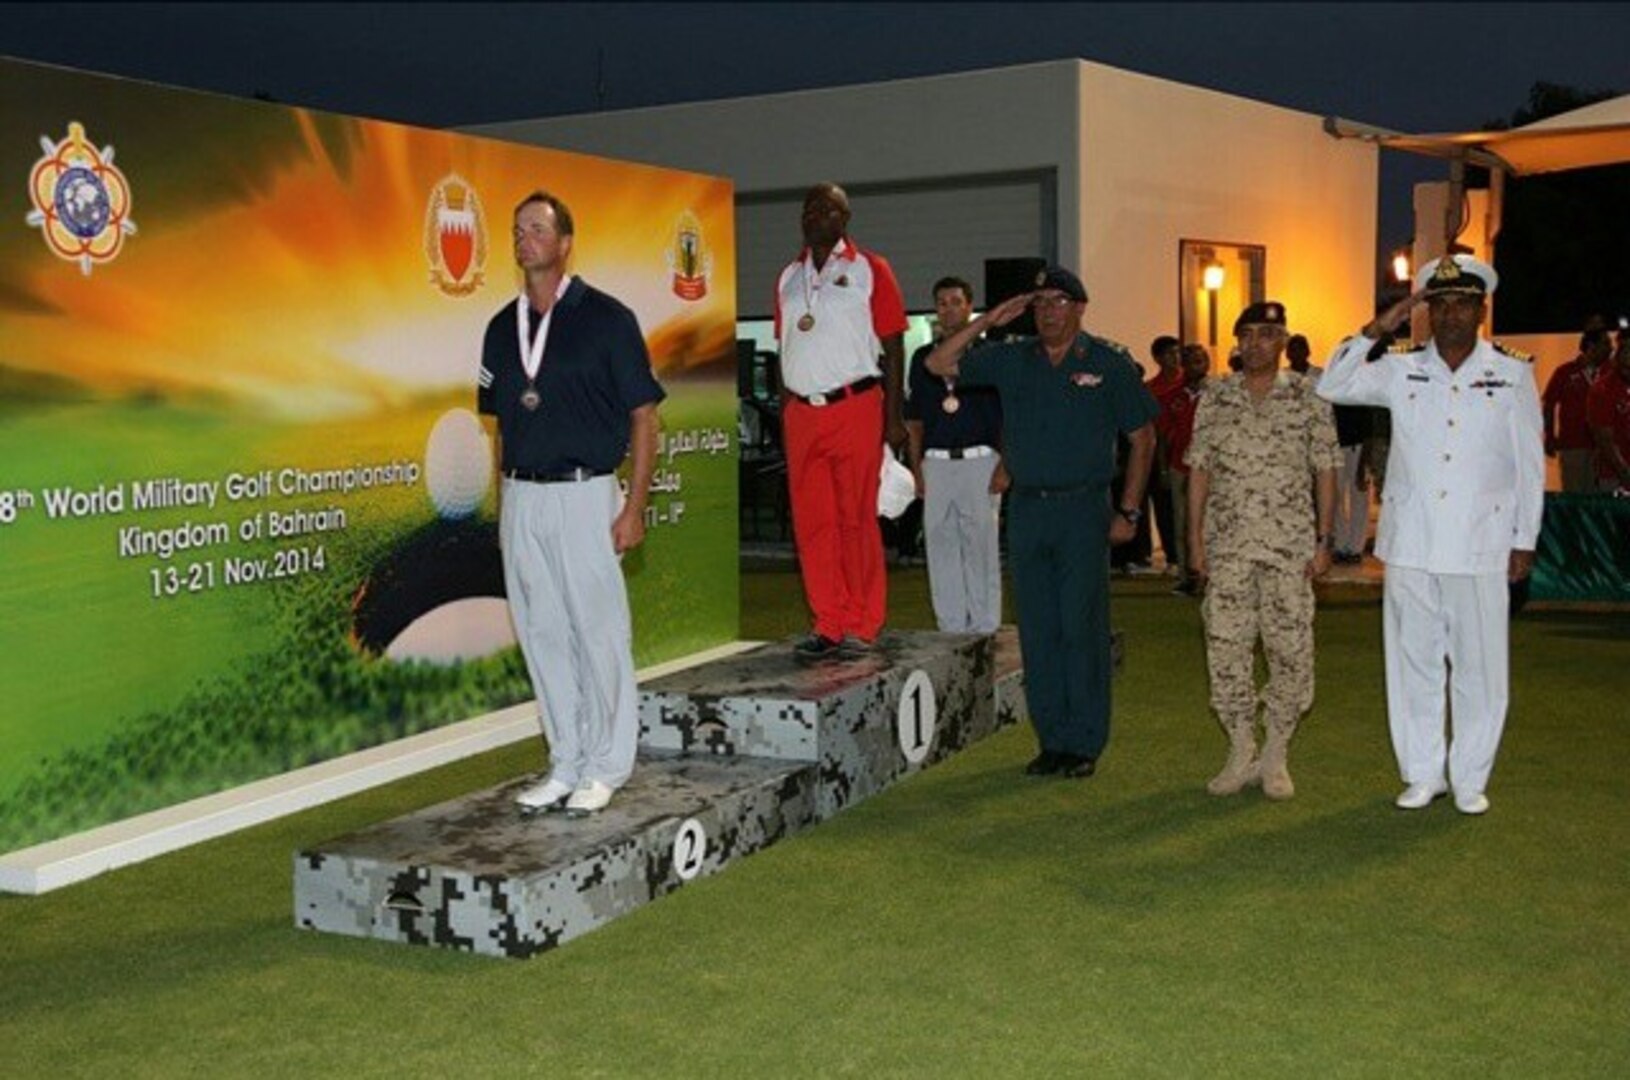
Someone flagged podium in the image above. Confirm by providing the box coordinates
[296,629,1029,958]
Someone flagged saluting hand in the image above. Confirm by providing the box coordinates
[1364,288,1428,341]
[986,292,1034,329]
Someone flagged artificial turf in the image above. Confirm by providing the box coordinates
[3,569,1626,1077]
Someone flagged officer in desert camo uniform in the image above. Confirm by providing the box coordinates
[1185,301,1340,799]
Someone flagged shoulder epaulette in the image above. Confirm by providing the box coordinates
[1092,334,1133,357]
[1492,340,1534,363]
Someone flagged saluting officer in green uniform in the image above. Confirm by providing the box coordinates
[927,267,1158,778]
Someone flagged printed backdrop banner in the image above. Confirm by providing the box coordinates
[0,58,739,855]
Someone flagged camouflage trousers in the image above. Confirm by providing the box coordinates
[1201,556,1315,734]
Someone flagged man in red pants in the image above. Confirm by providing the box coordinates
[774,182,908,658]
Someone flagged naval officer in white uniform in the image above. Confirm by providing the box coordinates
[1317,255,1544,815]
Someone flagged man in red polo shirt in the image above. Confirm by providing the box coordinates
[1145,335,1185,574]
[1543,328,1611,492]
[1164,343,1211,595]
[1587,335,1630,493]
[774,182,908,658]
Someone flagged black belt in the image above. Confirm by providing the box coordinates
[793,375,880,407]
[503,467,611,484]
[1011,483,1098,500]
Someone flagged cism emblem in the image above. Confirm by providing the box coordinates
[667,210,710,301]
[26,122,137,275]
[424,173,487,296]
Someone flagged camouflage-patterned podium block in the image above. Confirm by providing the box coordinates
[297,631,1012,958]
[639,630,995,818]
[295,751,815,959]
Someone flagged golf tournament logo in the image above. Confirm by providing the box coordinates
[424,173,487,296]
[26,121,137,275]
[667,210,710,301]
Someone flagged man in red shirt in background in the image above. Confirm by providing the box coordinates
[1146,335,1185,576]
[1543,327,1611,492]
[1163,343,1211,595]
[1587,334,1630,494]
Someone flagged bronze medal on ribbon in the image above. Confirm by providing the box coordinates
[942,395,961,414]
[796,313,815,332]
[520,384,541,411]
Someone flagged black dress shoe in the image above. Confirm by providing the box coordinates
[793,633,842,659]
[1056,753,1097,779]
[1024,751,1062,776]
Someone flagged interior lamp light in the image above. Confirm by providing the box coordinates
[1202,262,1225,291]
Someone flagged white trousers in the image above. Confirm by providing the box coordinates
[922,455,1002,633]
[499,476,638,789]
[1382,565,1510,796]
[1333,444,1368,556]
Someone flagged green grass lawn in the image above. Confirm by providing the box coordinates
[1,570,1626,1078]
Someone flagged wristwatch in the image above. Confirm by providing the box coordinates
[1117,505,1142,524]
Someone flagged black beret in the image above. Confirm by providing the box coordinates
[1032,265,1088,303]
[1233,300,1287,334]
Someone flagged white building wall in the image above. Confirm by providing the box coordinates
[470,62,1080,310]
[471,60,1377,369]
[1077,61,1377,367]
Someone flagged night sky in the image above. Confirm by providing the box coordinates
[3,3,1625,261]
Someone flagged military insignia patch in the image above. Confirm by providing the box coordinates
[1035,269,1048,288]
[1432,258,1462,284]
[424,174,487,297]
[25,122,137,275]
[667,210,711,301]
[1070,372,1103,387]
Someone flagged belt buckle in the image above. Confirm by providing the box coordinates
[808,392,828,407]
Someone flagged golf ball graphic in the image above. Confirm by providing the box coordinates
[425,408,491,519]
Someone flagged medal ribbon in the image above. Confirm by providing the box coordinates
[515,275,573,381]
[800,238,847,327]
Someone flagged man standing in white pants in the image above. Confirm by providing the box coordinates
[479,190,663,816]
[1318,255,1544,815]
[905,276,1007,633]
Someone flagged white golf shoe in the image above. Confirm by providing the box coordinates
[1395,781,1448,810]
[515,777,573,812]
[1454,790,1490,815]
[565,779,615,816]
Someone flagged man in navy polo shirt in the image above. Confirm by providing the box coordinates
[905,275,1007,633]
[478,190,664,816]
[926,266,1158,780]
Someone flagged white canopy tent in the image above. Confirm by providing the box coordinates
[1325,93,1630,250]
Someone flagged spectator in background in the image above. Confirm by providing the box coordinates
[1587,332,1630,493]
[1146,335,1185,575]
[1163,343,1211,595]
[1330,400,1371,563]
[1543,327,1611,493]
[1286,333,1323,385]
